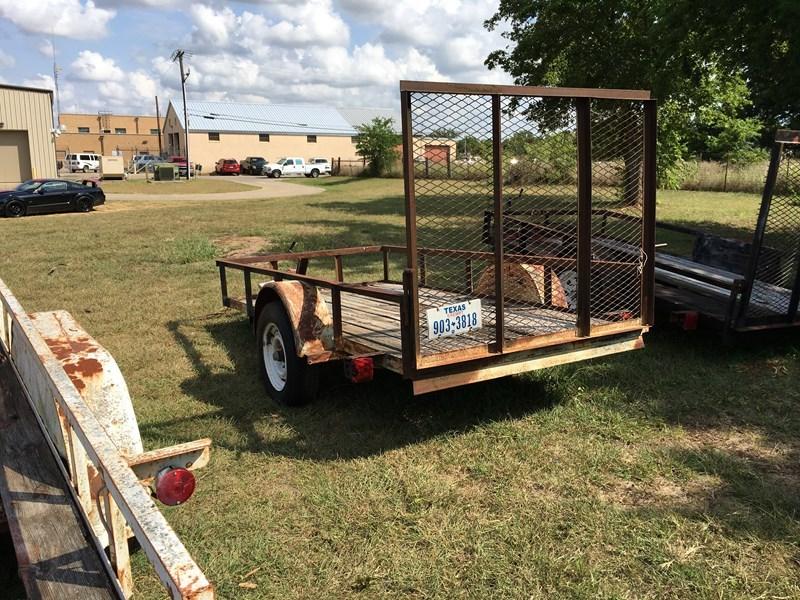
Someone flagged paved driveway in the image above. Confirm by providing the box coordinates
[105,175,323,201]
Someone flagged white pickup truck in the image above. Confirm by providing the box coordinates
[264,157,331,178]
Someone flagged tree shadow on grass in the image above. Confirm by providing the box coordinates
[149,314,563,461]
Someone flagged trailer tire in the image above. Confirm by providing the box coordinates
[256,301,318,406]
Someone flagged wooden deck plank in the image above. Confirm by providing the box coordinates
[0,354,119,600]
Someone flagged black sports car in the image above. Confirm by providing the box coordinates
[0,179,105,218]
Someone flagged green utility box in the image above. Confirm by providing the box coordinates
[154,164,178,181]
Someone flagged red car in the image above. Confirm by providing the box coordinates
[215,159,240,175]
[168,156,194,177]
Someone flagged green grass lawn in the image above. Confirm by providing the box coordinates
[0,178,798,599]
[99,177,258,194]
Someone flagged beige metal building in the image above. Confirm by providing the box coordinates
[0,84,58,184]
[162,100,397,173]
[57,113,161,165]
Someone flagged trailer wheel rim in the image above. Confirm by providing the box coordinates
[262,323,287,392]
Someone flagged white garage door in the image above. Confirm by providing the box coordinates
[0,130,32,184]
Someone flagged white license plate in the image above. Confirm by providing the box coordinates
[426,299,483,340]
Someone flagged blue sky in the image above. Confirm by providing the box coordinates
[0,0,511,115]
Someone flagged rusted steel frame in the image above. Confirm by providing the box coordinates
[218,265,229,308]
[382,249,390,282]
[575,97,592,337]
[219,245,383,265]
[416,327,643,373]
[243,271,254,321]
[225,263,404,303]
[641,99,658,326]
[380,245,635,269]
[465,259,474,294]
[0,278,214,599]
[331,256,344,345]
[399,80,651,101]
[413,334,644,395]
[503,207,642,225]
[401,89,421,370]
[400,269,419,377]
[492,94,505,352]
[736,142,782,327]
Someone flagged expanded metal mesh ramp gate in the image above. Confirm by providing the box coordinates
[400,82,657,367]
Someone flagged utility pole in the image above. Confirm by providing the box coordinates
[171,49,191,180]
[51,36,62,129]
[155,96,163,156]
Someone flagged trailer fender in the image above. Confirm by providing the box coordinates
[255,281,334,358]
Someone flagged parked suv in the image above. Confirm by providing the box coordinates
[66,153,101,173]
[240,156,267,175]
[132,154,160,172]
[215,158,241,175]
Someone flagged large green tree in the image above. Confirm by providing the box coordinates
[485,0,797,185]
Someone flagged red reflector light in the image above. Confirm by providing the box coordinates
[346,357,374,383]
[155,467,196,506]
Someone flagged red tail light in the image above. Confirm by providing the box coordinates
[154,467,196,506]
[345,357,374,383]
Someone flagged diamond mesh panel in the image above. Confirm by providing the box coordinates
[406,90,650,357]
[746,145,800,319]
[589,101,645,322]
[499,96,579,341]
[410,93,496,355]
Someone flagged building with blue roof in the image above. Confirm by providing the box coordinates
[162,99,397,173]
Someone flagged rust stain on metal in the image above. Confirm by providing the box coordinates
[61,358,104,391]
[265,281,334,358]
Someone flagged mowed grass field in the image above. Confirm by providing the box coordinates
[0,178,798,599]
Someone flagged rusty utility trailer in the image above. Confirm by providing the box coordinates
[654,130,800,334]
[217,81,657,403]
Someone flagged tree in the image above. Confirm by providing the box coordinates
[484,0,775,186]
[355,118,401,176]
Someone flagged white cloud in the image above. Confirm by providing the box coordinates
[71,50,124,81]
[0,0,115,39]
[4,0,512,113]
[0,49,14,69]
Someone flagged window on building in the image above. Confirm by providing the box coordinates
[115,128,127,134]
[351,136,359,144]
[259,134,270,142]
[77,127,90,133]
[307,135,317,143]
[102,129,111,134]
[150,128,159,135]
[208,132,220,141]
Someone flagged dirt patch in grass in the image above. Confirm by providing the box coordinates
[214,235,269,257]
[599,474,722,511]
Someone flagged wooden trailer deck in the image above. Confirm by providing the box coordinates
[318,282,614,368]
[0,353,121,599]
